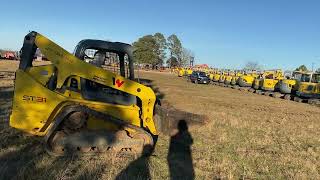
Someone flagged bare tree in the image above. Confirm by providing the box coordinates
[180,48,194,67]
[244,61,262,71]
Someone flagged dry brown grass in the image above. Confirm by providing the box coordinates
[1,66,320,179]
[0,60,51,72]
[0,60,20,71]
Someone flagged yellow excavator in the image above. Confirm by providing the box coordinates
[294,72,320,105]
[10,31,162,156]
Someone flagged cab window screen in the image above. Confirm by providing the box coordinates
[83,49,130,78]
[81,78,136,106]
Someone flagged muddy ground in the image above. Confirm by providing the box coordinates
[0,61,320,179]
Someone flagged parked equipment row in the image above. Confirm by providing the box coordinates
[177,68,320,106]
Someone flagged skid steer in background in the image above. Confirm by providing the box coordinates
[252,70,279,94]
[237,71,258,90]
[253,75,262,91]
[178,68,185,77]
[272,71,303,99]
[230,71,243,89]
[186,68,193,77]
[253,71,273,90]
[224,71,234,85]
[218,71,227,86]
[208,70,214,81]
[10,31,165,156]
[260,70,284,96]
[212,70,221,85]
[294,72,320,105]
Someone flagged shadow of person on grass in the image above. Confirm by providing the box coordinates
[167,120,195,180]
[115,145,153,180]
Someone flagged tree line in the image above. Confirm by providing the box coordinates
[132,33,194,68]
[244,61,320,73]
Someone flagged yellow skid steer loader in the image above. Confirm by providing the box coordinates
[10,31,161,156]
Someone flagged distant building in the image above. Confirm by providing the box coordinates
[0,50,17,60]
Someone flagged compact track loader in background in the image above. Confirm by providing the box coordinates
[294,72,320,105]
[230,71,243,87]
[178,68,185,77]
[261,70,283,89]
[253,71,274,91]
[224,71,234,85]
[237,71,258,90]
[218,71,227,86]
[186,68,193,77]
[272,71,303,99]
[212,71,221,85]
[253,76,262,90]
[248,71,261,92]
[252,70,283,95]
[208,71,214,80]
[259,70,284,96]
[10,31,163,156]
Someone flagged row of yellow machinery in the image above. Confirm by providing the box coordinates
[175,67,320,105]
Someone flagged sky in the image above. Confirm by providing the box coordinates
[1,0,320,70]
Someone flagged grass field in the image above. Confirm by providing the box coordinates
[1,62,320,179]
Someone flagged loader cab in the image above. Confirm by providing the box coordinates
[73,39,136,105]
[300,73,311,83]
[74,39,134,79]
[292,71,303,80]
[311,73,320,83]
[296,72,320,97]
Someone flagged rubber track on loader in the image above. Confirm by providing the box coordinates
[44,105,154,157]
